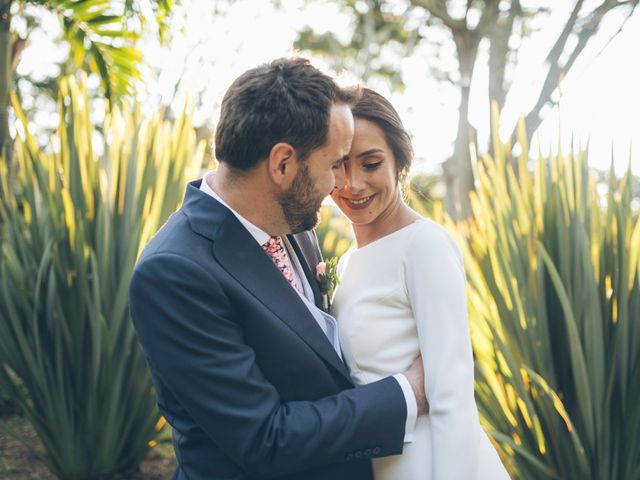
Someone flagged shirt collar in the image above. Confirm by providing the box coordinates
[200,171,271,246]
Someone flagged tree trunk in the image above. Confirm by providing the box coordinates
[1,1,12,181]
[487,1,519,157]
[359,0,376,81]
[515,1,637,147]
[444,33,478,221]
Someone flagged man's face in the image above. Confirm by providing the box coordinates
[278,103,354,233]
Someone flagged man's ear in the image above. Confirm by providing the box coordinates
[267,142,298,187]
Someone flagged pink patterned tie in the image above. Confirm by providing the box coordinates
[262,236,305,297]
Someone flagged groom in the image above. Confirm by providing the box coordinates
[129,57,426,480]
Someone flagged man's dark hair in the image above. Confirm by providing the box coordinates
[215,57,357,170]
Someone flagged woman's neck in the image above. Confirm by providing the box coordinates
[353,195,420,248]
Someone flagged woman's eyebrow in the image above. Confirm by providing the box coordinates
[355,148,384,159]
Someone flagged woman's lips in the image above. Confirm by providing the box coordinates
[341,194,375,210]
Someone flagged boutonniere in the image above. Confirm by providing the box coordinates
[316,257,340,312]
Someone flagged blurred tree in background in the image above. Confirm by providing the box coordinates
[295,0,639,220]
[0,0,175,176]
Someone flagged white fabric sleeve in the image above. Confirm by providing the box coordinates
[392,373,417,443]
[404,223,479,479]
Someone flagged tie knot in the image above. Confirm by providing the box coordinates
[262,237,290,272]
[264,236,280,246]
[262,236,284,257]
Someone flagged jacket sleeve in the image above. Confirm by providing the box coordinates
[129,251,407,479]
[404,223,480,480]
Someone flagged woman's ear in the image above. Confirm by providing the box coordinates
[267,142,298,187]
[396,162,410,183]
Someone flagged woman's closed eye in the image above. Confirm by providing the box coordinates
[363,161,383,171]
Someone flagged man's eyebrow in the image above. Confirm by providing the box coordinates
[355,148,384,159]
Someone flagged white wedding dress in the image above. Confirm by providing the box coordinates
[332,219,510,480]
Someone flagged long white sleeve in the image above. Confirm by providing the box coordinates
[403,223,479,480]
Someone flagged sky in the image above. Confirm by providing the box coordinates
[16,0,640,177]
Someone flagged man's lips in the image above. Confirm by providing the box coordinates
[340,194,375,210]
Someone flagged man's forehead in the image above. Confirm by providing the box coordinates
[328,105,354,137]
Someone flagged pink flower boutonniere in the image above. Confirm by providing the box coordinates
[316,257,340,312]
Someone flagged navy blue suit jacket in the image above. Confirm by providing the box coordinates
[129,180,407,479]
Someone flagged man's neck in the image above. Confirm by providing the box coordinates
[207,165,291,236]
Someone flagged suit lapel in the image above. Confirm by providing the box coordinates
[186,188,350,382]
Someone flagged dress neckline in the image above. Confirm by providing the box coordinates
[353,218,427,253]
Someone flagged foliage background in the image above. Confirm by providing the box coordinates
[1,0,639,478]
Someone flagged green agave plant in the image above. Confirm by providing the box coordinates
[315,204,354,259]
[454,115,640,479]
[406,171,444,223]
[0,74,204,478]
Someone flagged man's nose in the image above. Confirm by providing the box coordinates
[333,163,346,190]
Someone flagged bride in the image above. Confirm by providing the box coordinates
[330,88,510,480]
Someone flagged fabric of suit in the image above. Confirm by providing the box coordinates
[129,180,407,480]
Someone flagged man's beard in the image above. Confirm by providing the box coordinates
[278,164,325,233]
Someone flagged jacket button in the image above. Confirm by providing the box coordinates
[373,446,381,455]
[364,448,372,457]
[354,451,363,459]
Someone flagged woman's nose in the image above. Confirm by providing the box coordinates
[345,167,365,192]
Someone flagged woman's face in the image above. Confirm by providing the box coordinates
[331,117,401,227]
